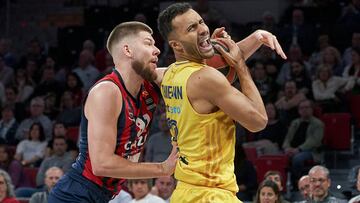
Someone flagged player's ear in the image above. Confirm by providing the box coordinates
[169,40,182,52]
[123,44,133,58]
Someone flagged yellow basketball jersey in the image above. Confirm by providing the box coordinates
[161,61,238,193]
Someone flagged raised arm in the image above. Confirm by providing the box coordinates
[212,28,287,60]
[188,38,267,132]
[85,81,178,179]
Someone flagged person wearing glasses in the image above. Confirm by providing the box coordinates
[308,165,345,203]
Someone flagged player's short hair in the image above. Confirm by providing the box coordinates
[106,21,153,56]
[157,2,192,41]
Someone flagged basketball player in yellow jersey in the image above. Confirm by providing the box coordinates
[157,3,287,203]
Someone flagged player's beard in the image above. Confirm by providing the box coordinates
[131,59,157,82]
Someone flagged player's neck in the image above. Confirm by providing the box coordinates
[115,66,143,98]
[174,52,205,64]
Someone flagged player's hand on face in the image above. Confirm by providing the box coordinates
[255,30,287,59]
[161,142,179,176]
[213,38,244,69]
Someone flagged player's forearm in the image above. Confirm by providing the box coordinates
[237,30,262,60]
[92,154,166,179]
[236,64,267,128]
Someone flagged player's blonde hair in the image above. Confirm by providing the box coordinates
[106,21,153,56]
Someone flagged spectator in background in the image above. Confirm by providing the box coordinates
[45,121,78,159]
[342,46,360,94]
[145,112,172,162]
[43,93,59,121]
[56,91,81,127]
[312,65,352,113]
[13,68,35,104]
[342,32,360,67]
[283,100,324,186]
[0,38,17,68]
[72,50,100,92]
[3,86,26,123]
[264,171,289,203]
[151,176,176,203]
[244,103,287,155]
[0,145,24,188]
[309,34,331,72]
[234,143,257,201]
[338,0,360,33]
[36,136,73,187]
[279,8,317,56]
[18,39,46,71]
[319,46,343,76]
[0,169,19,203]
[349,168,360,203]
[277,44,311,86]
[253,61,279,103]
[82,40,96,55]
[0,105,19,145]
[14,123,47,167]
[30,167,64,203]
[297,175,311,202]
[308,165,345,203]
[289,60,312,97]
[24,59,40,84]
[0,55,14,86]
[32,65,63,101]
[260,11,279,35]
[254,179,281,203]
[275,80,306,126]
[15,97,52,141]
[64,72,84,107]
[129,179,166,203]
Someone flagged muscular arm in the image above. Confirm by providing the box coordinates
[237,30,286,60]
[85,82,177,179]
[212,28,286,60]
[188,67,267,132]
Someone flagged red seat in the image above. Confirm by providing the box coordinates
[254,154,289,188]
[17,198,30,203]
[321,113,352,150]
[22,167,39,188]
[321,113,353,168]
[67,127,80,144]
[243,146,258,164]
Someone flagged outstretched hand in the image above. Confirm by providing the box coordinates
[254,30,287,59]
[160,142,179,176]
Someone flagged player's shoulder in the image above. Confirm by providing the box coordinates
[88,81,122,99]
[189,65,229,87]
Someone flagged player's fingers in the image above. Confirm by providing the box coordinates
[216,38,236,49]
[274,38,287,59]
[211,27,225,39]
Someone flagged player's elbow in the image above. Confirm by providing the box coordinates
[247,113,268,132]
[92,162,106,176]
[92,157,112,176]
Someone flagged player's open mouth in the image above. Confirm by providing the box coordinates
[150,58,158,66]
[198,37,212,52]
